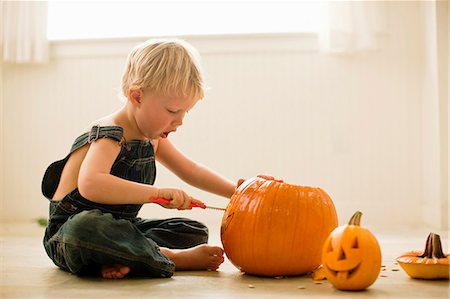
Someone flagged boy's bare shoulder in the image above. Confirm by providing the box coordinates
[85,115,121,131]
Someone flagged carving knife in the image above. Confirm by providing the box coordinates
[150,197,226,211]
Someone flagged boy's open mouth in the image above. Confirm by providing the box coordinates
[160,132,170,138]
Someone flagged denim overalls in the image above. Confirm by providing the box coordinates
[41,125,209,277]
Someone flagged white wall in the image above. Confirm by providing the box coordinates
[1,2,447,230]
[0,61,3,223]
[436,0,448,230]
[420,0,448,230]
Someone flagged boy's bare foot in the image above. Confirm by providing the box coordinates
[161,244,225,271]
[99,245,224,278]
[101,264,130,279]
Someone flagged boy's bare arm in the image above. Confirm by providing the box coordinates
[77,138,203,208]
[77,138,156,204]
[156,139,236,198]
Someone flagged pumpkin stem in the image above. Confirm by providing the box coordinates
[348,211,362,226]
[419,233,446,259]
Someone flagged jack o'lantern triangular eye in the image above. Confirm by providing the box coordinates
[352,237,359,248]
[326,241,333,253]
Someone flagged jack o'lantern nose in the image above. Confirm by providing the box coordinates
[338,248,347,261]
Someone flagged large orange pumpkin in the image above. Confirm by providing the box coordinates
[220,177,338,276]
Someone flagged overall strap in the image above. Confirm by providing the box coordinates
[41,125,124,200]
[70,125,124,153]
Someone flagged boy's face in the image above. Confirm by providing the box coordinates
[133,89,198,140]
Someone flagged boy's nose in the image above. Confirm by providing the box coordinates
[172,114,184,127]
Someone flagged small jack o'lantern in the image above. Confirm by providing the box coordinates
[321,211,381,291]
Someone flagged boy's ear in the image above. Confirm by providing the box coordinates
[128,87,142,105]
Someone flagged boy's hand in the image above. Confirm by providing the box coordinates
[237,174,284,188]
[151,188,204,210]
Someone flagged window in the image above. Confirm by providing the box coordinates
[47,1,325,40]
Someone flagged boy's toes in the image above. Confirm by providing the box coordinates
[211,247,224,256]
[101,264,130,279]
[119,265,130,276]
[208,254,225,270]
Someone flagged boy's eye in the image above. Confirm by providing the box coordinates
[167,109,177,114]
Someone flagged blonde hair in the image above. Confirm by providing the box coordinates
[121,38,205,100]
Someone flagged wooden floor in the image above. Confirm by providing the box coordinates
[1,222,448,299]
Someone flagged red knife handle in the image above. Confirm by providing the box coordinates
[149,197,206,209]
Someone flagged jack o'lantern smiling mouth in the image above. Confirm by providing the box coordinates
[326,264,361,279]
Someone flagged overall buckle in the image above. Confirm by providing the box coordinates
[88,125,100,143]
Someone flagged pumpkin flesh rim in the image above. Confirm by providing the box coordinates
[396,260,449,279]
[396,251,450,265]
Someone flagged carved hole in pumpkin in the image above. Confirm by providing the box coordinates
[348,264,360,278]
[325,264,361,279]
[337,248,346,261]
[327,266,338,277]
[352,237,359,249]
[326,241,333,253]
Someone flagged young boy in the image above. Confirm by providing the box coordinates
[41,38,239,279]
